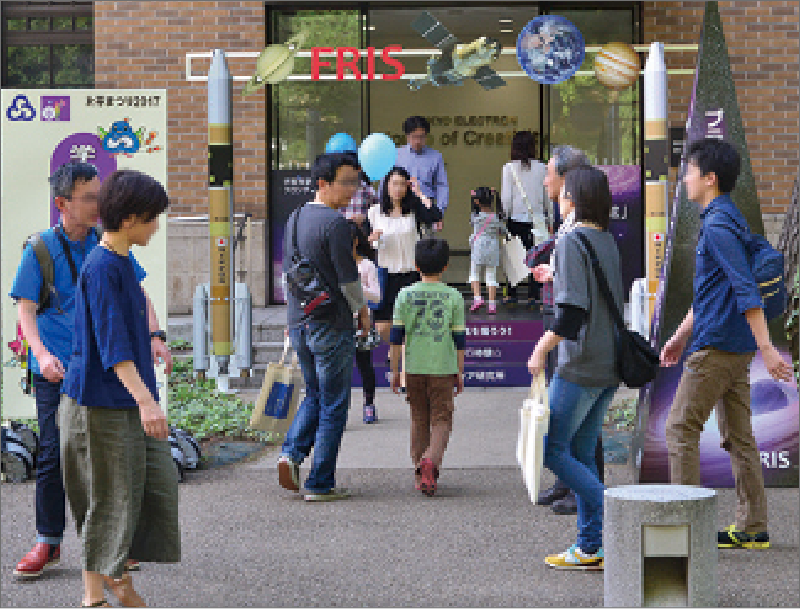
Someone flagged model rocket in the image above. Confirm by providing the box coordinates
[643,42,668,323]
[208,49,233,373]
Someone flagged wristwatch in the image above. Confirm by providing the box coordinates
[150,330,167,342]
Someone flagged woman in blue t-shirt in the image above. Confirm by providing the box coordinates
[60,170,178,608]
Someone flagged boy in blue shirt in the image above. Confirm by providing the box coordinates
[59,169,178,608]
[660,139,794,550]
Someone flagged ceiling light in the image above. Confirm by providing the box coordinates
[500,29,513,33]
[499,19,513,23]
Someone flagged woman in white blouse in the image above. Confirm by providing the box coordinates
[500,130,548,305]
[367,166,442,345]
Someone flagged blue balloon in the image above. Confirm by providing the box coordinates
[325,132,358,153]
[358,133,397,182]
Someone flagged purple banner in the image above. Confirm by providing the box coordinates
[597,165,643,295]
[637,348,799,487]
[353,318,544,388]
[638,91,799,486]
[357,362,535,388]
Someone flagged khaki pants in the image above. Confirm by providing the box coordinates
[665,348,768,532]
[405,374,456,468]
[59,396,181,577]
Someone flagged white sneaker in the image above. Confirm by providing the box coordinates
[303,487,350,502]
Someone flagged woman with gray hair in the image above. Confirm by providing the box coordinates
[531,145,606,518]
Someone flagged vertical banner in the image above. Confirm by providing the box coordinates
[633,2,798,488]
[599,164,644,296]
[1,89,168,420]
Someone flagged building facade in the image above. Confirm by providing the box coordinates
[2,1,798,311]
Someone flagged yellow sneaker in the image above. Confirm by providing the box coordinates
[718,524,770,549]
[544,544,604,570]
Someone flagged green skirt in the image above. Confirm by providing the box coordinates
[59,396,181,577]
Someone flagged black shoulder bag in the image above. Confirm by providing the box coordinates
[284,205,337,320]
[574,231,660,389]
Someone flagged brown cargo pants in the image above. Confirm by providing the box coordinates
[665,347,768,532]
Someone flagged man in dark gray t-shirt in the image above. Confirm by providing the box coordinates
[284,203,361,331]
[277,153,370,502]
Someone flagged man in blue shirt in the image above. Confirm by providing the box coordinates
[9,162,171,579]
[394,115,449,231]
[660,139,794,550]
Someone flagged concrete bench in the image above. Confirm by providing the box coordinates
[604,484,717,607]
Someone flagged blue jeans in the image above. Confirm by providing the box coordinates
[281,323,355,493]
[34,374,65,545]
[544,374,617,554]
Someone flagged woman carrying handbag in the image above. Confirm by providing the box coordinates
[500,130,548,305]
[527,166,623,571]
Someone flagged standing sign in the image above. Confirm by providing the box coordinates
[1,89,168,419]
[632,0,798,489]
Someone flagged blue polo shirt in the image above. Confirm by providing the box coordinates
[62,246,158,408]
[9,224,145,376]
[688,194,762,355]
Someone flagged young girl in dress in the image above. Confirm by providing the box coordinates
[468,186,507,315]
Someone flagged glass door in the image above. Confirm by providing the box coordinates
[268,7,363,302]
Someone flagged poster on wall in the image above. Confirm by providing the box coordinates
[598,164,643,295]
[1,89,168,420]
[269,168,314,303]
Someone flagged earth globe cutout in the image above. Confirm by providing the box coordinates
[594,42,640,91]
[516,15,585,85]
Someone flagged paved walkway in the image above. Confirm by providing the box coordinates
[2,388,798,607]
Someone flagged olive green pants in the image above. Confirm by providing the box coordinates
[59,396,181,577]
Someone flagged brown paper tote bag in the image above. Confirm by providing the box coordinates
[249,337,302,435]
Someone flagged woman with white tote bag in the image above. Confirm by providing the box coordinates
[527,167,623,571]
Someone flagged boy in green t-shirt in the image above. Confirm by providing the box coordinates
[390,238,466,496]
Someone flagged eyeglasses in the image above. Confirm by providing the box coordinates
[336,178,361,187]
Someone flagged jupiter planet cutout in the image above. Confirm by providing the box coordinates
[594,42,640,90]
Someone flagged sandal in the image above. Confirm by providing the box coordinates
[103,573,145,607]
[81,602,110,608]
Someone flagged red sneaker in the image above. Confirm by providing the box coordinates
[418,458,438,497]
[14,543,60,578]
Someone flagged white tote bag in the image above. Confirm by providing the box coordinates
[517,371,550,502]
[501,235,529,287]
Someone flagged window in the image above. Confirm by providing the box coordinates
[545,6,641,165]
[1,2,94,88]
